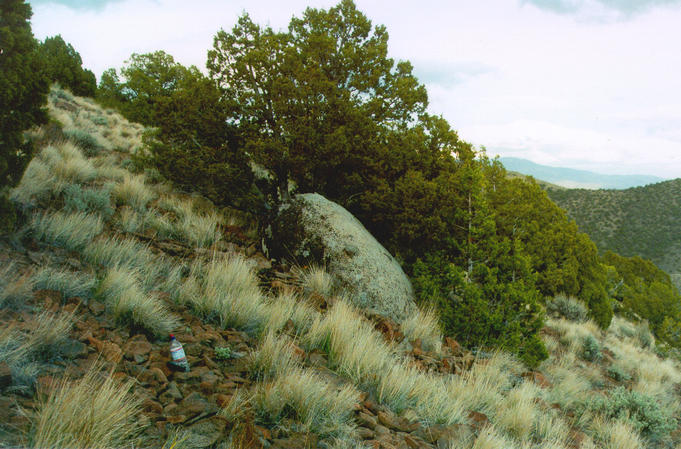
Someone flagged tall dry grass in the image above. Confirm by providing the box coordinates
[31,364,141,449]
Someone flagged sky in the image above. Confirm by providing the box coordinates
[27,0,681,179]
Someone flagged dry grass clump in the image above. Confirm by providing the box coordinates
[251,367,359,439]
[32,266,96,300]
[11,142,97,207]
[31,210,104,251]
[177,255,266,333]
[31,364,141,449]
[41,142,98,184]
[24,311,74,360]
[589,417,643,449]
[113,173,156,212]
[156,196,222,247]
[468,426,516,449]
[248,332,301,381]
[447,351,525,417]
[295,265,334,298]
[83,236,160,276]
[400,306,442,353]
[493,381,539,441]
[10,158,65,207]
[264,291,317,337]
[0,262,34,308]
[305,300,393,386]
[97,267,178,336]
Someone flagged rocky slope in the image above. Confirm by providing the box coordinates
[2,87,681,449]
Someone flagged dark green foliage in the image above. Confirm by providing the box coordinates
[98,51,254,209]
[548,179,681,281]
[606,365,631,383]
[63,184,114,219]
[580,335,601,362]
[208,0,427,203]
[546,294,589,322]
[0,0,49,233]
[0,194,18,234]
[590,387,676,442]
[37,35,96,97]
[603,250,681,347]
[411,253,547,368]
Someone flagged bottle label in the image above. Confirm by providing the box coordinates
[170,346,186,362]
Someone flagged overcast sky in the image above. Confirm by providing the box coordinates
[27,0,681,179]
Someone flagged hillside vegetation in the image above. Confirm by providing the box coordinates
[548,180,681,282]
[5,0,681,447]
[0,85,680,449]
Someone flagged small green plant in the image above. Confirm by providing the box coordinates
[546,294,588,322]
[215,346,233,360]
[606,365,632,383]
[581,334,601,362]
[590,387,676,442]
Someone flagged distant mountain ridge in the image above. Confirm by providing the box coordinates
[499,157,664,189]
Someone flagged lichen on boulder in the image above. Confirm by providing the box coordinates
[269,193,417,323]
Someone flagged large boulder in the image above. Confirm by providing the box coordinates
[269,193,417,322]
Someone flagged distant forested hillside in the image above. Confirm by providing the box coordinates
[548,179,681,282]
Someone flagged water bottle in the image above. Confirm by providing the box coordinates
[169,334,190,372]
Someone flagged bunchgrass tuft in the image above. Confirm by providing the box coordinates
[264,291,317,337]
[252,367,359,439]
[0,262,34,308]
[32,210,103,251]
[112,173,156,212]
[296,265,334,298]
[400,306,443,353]
[63,184,114,219]
[177,256,266,334]
[83,237,163,280]
[98,267,178,336]
[248,331,301,381]
[31,363,142,449]
[32,266,96,300]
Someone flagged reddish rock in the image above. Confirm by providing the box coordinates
[372,315,404,343]
[166,415,187,424]
[199,381,214,395]
[139,367,168,386]
[358,411,378,429]
[255,425,272,441]
[88,301,105,315]
[86,336,122,364]
[522,371,552,389]
[214,394,232,408]
[202,355,219,370]
[363,399,383,415]
[123,335,152,363]
[377,411,420,433]
[358,427,375,440]
[142,398,164,414]
[445,337,461,355]
[404,434,427,449]
[468,411,489,429]
[215,381,238,394]
[180,392,217,417]
[291,343,306,359]
[568,429,587,449]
